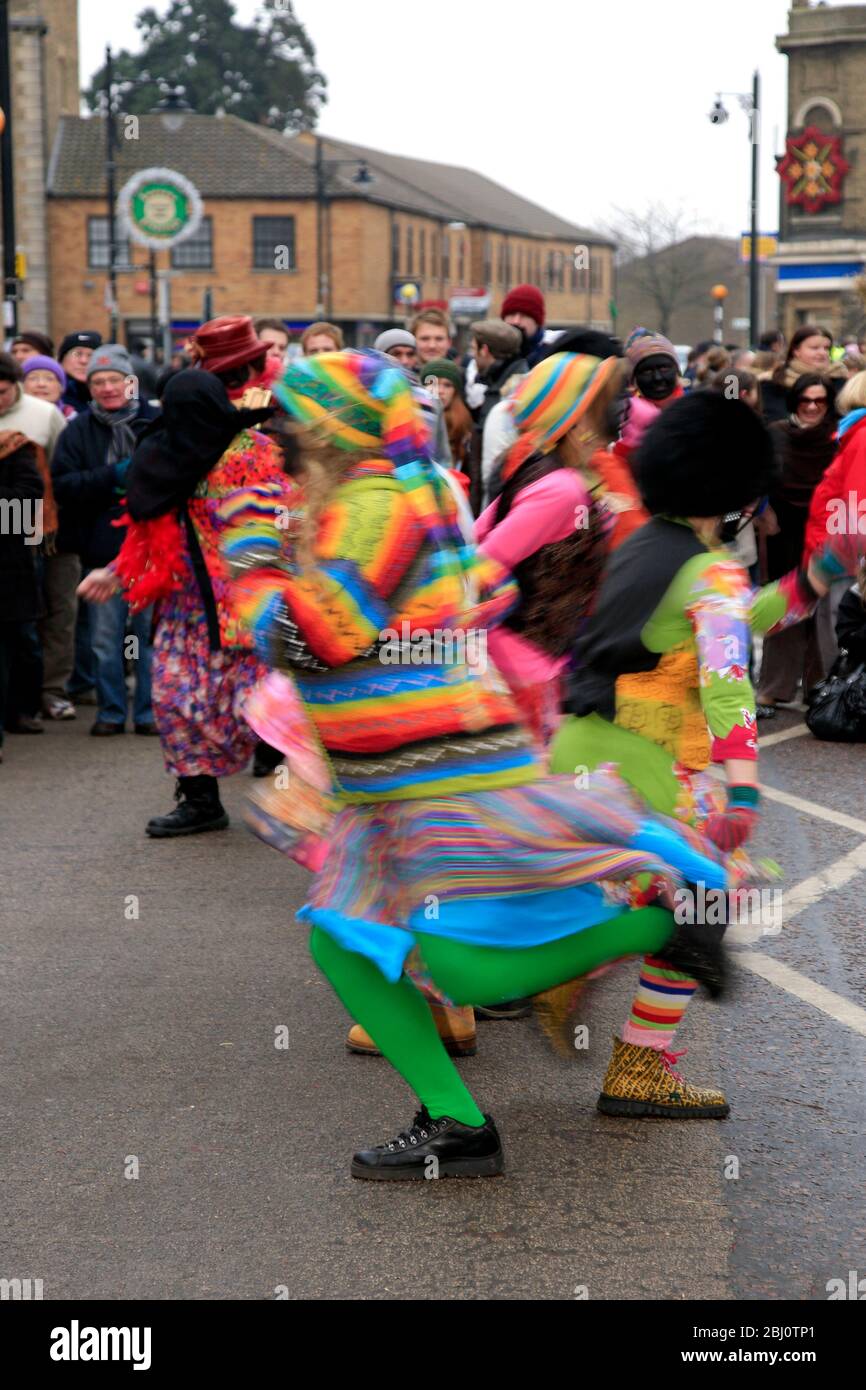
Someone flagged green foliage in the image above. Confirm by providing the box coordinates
[83,0,327,132]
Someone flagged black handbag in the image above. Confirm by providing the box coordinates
[805,651,866,742]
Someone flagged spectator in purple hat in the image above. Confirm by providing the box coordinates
[23,355,77,420]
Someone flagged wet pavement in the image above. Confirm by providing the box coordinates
[2,706,864,1300]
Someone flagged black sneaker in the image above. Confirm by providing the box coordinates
[146,795,229,838]
[351,1108,503,1181]
[475,998,533,1021]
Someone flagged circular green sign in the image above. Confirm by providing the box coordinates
[118,167,203,251]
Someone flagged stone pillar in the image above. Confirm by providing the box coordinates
[8,16,50,331]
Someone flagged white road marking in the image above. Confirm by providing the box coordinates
[758,783,866,836]
[735,950,866,1039]
[759,723,810,748]
[727,840,866,945]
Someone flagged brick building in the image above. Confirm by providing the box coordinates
[45,115,615,351]
[773,0,866,338]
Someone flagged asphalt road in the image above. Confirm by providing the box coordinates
[2,705,865,1301]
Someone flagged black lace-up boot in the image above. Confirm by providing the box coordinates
[145,776,229,838]
[351,1108,503,1181]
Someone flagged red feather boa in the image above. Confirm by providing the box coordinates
[112,511,188,613]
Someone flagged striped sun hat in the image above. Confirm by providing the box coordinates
[508,352,620,465]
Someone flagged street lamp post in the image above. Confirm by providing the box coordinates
[103,47,191,346]
[709,72,761,346]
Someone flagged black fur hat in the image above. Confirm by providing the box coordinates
[636,392,778,518]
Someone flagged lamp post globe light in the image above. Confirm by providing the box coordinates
[709,72,761,347]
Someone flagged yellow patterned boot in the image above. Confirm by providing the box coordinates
[597,1037,729,1118]
[347,1003,477,1058]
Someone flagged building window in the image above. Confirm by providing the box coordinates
[516,245,523,284]
[419,228,426,277]
[545,251,554,291]
[484,237,492,284]
[392,220,400,274]
[252,216,295,270]
[431,230,438,279]
[590,252,603,292]
[442,232,450,282]
[497,241,506,287]
[458,237,465,284]
[87,216,132,269]
[407,225,414,276]
[171,216,213,269]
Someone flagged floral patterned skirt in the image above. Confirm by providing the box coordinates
[151,608,265,778]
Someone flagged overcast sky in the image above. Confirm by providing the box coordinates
[78,0,848,242]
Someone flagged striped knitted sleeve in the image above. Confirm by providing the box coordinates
[222,480,426,669]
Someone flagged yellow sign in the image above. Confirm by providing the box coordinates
[14,251,26,279]
[740,233,778,263]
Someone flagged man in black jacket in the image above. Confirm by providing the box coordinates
[0,433,44,759]
[51,345,159,736]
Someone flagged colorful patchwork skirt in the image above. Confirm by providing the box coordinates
[297,768,728,981]
[151,606,265,778]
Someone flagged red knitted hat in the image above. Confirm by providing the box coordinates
[501,283,546,328]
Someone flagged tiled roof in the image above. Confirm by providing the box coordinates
[47,114,317,198]
[47,115,611,244]
[288,134,612,243]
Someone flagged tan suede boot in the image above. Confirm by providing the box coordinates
[597,1036,729,1118]
[347,1003,477,1058]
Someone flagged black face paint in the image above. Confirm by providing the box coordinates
[634,355,678,402]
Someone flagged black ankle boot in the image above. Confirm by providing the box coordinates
[660,918,727,998]
[351,1107,504,1181]
[146,776,229,838]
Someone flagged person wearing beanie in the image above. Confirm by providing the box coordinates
[52,345,159,736]
[77,366,285,838]
[373,328,417,366]
[373,331,453,468]
[475,352,628,749]
[502,284,547,368]
[551,391,833,1119]
[22,354,68,408]
[613,326,684,479]
[57,330,103,416]
[480,328,647,542]
[419,358,473,472]
[10,330,54,365]
[214,347,728,1181]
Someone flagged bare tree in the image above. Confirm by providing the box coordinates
[605,204,710,339]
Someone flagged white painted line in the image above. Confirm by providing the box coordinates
[758,783,866,837]
[759,723,810,748]
[781,839,866,918]
[735,950,866,1039]
[727,841,866,945]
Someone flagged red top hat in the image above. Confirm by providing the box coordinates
[190,316,268,374]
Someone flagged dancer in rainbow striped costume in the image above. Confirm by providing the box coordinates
[221,348,732,1180]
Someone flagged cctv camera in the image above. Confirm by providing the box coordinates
[709,100,729,125]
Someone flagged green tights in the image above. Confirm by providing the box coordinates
[310,907,673,1127]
